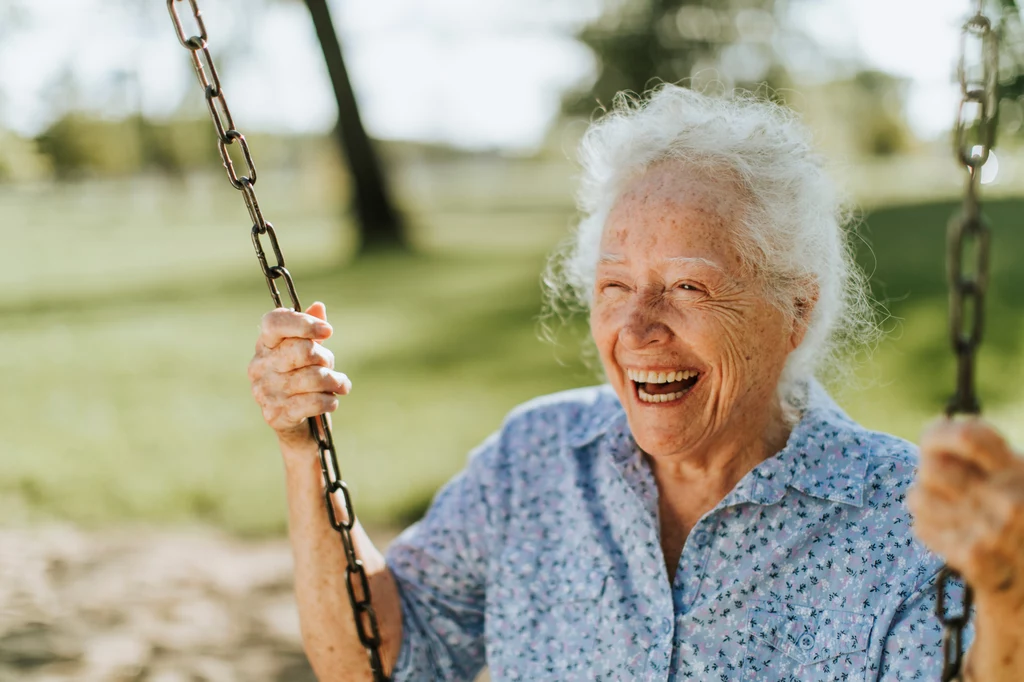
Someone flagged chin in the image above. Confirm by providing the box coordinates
[629,421,694,458]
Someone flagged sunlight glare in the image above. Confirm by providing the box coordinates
[971,146,999,184]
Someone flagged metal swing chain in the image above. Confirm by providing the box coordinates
[166,2,391,680]
[937,0,998,680]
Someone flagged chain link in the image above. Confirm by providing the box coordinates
[937,1,999,680]
[166,2,390,679]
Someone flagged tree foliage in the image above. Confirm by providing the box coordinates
[565,0,793,115]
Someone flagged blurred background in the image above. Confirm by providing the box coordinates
[1,0,1022,680]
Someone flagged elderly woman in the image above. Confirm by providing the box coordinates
[247,86,1023,681]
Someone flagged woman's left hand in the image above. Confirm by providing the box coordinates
[909,417,1024,615]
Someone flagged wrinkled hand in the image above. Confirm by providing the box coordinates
[909,418,1024,615]
[247,302,352,447]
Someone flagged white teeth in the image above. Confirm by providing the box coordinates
[627,369,699,384]
[637,387,686,403]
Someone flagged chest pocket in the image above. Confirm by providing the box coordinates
[533,550,611,606]
[747,600,875,681]
[489,545,612,680]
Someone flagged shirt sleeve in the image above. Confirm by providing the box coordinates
[385,430,507,682]
[875,566,975,681]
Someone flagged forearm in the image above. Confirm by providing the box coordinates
[965,596,1024,682]
[281,437,403,682]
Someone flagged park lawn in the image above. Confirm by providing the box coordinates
[1,172,1022,535]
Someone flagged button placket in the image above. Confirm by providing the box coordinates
[675,517,717,614]
[642,612,675,682]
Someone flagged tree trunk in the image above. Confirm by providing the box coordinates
[302,0,406,253]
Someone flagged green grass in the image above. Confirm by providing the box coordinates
[1,166,1022,535]
[841,198,1024,433]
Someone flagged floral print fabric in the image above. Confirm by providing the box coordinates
[385,381,970,681]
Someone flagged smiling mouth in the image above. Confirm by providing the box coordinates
[626,369,701,404]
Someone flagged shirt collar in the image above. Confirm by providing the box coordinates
[776,380,871,508]
[574,381,871,508]
[565,384,628,450]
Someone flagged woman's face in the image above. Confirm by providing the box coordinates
[590,161,806,460]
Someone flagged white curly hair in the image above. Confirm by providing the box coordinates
[543,84,879,416]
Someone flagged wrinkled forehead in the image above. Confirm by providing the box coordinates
[607,160,750,228]
[598,252,725,272]
[599,162,752,270]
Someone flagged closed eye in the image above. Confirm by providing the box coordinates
[675,282,704,293]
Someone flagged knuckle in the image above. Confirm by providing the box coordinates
[315,346,335,366]
[277,339,307,371]
[283,400,304,425]
[261,308,295,334]
[310,367,329,391]
[260,310,274,330]
[260,310,282,334]
[247,358,262,384]
[296,341,316,369]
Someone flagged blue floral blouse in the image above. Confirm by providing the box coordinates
[385,381,971,681]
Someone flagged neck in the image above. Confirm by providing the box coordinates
[645,399,796,584]
[647,400,794,510]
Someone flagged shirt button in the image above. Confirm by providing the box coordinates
[797,632,816,651]
[693,530,710,545]
[661,617,673,636]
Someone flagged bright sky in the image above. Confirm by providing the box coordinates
[0,0,974,150]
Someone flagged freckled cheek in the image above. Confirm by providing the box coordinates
[589,306,621,367]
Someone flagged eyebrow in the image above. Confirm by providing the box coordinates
[666,256,724,271]
[598,252,625,264]
[598,253,724,271]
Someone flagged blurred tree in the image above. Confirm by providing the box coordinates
[36,114,143,179]
[847,70,915,157]
[301,0,406,253]
[997,0,1024,136]
[565,0,795,114]
[792,69,916,158]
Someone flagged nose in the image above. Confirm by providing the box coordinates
[618,295,672,350]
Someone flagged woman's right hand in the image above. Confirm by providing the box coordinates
[247,301,352,448]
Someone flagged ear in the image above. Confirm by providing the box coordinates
[788,282,819,351]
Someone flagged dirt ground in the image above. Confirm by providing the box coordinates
[0,525,448,682]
